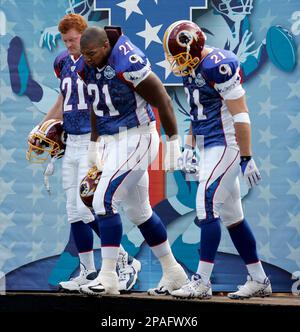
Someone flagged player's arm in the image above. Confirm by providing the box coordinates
[87,107,104,171]
[134,72,178,138]
[134,72,181,171]
[90,108,99,142]
[210,52,261,187]
[226,95,261,188]
[225,95,251,156]
[209,53,252,156]
[184,122,195,148]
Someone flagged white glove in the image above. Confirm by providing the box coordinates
[43,156,57,195]
[87,141,104,171]
[177,145,199,174]
[164,137,181,171]
[240,157,261,188]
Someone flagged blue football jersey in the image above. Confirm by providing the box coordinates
[183,48,245,149]
[80,35,155,136]
[54,51,91,135]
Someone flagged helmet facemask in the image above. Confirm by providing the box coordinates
[26,119,65,164]
[166,49,200,77]
[26,134,63,163]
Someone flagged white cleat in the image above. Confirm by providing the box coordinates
[117,252,141,292]
[80,271,120,296]
[59,265,97,293]
[147,264,188,296]
[171,274,212,299]
[228,276,272,299]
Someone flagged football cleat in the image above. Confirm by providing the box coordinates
[59,264,97,293]
[227,275,272,299]
[147,264,188,296]
[171,274,212,299]
[117,251,141,292]
[80,271,120,296]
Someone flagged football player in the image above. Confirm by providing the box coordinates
[163,20,272,299]
[28,14,141,293]
[78,26,188,296]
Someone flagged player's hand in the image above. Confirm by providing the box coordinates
[87,141,104,171]
[28,124,43,155]
[39,26,60,51]
[240,156,261,188]
[177,144,199,174]
[164,136,181,172]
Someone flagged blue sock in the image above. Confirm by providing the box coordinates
[197,217,221,263]
[228,219,258,264]
[138,212,167,247]
[98,213,122,247]
[71,221,93,253]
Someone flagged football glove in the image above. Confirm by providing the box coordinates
[177,144,199,174]
[240,156,261,188]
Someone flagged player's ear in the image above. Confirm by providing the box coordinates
[103,39,110,50]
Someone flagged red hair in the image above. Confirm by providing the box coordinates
[58,14,88,34]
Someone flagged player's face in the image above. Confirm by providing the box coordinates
[61,28,82,57]
[81,41,109,68]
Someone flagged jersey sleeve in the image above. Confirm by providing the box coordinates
[53,50,68,79]
[111,36,152,88]
[203,51,245,100]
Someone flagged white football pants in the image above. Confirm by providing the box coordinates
[196,145,244,227]
[62,133,94,224]
[93,122,159,226]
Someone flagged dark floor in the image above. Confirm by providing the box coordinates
[1,291,300,314]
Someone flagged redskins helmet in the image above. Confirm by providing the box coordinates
[80,166,102,209]
[163,20,206,76]
[26,119,66,163]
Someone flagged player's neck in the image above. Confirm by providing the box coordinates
[200,47,213,61]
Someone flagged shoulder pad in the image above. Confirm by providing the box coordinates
[53,50,69,79]
[202,49,239,84]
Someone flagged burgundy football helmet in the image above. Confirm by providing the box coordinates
[80,166,102,209]
[26,119,66,163]
[163,20,206,76]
